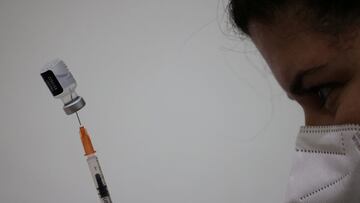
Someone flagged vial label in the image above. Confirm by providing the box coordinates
[41,70,64,96]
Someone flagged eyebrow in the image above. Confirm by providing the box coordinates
[289,65,327,95]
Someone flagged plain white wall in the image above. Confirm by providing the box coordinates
[0,0,304,202]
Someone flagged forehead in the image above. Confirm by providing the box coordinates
[247,19,333,92]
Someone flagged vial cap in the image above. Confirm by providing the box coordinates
[63,96,86,115]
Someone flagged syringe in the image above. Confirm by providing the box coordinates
[41,59,113,203]
[79,122,112,203]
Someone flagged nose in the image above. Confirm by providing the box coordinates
[303,108,334,126]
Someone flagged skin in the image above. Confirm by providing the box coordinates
[247,14,360,126]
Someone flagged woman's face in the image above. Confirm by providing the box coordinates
[248,16,360,125]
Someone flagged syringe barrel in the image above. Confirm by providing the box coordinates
[86,154,112,203]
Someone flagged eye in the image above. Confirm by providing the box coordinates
[316,86,333,105]
[307,83,340,106]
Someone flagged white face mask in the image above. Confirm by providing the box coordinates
[285,124,360,203]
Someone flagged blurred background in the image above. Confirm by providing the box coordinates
[0,0,304,202]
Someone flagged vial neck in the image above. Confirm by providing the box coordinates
[61,91,79,105]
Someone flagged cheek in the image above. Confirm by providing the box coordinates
[334,77,360,124]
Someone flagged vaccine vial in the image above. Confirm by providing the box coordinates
[41,59,86,115]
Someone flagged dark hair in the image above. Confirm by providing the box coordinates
[229,0,360,36]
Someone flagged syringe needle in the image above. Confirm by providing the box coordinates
[75,112,82,126]
[70,92,83,126]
